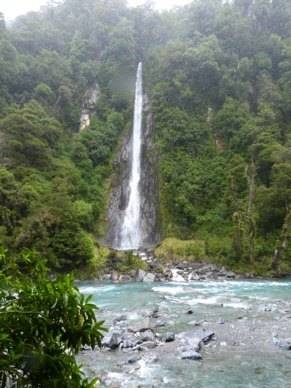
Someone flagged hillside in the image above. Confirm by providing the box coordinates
[0,0,290,274]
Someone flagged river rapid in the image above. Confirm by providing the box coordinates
[77,279,291,388]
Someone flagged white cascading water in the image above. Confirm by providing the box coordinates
[120,62,143,249]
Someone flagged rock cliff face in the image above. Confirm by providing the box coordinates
[80,83,100,130]
[105,93,161,249]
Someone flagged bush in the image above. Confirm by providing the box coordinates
[154,238,205,261]
[0,247,107,387]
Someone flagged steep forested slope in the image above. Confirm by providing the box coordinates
[0,0,290,273]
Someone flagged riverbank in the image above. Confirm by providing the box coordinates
[95,258,262,283]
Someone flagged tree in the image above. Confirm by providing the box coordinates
[0,248,106,387]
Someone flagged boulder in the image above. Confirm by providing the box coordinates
[110,271,119,281]
[178,329,214,344]
[102,332,123,349]
[134,269,155,282]
[163,332,175,342]
[134,269,147,282]
[143,273,155,282]
[141,329,155,342]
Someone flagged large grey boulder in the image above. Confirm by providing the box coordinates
[143,273,155,282]
[178,329,214,344]
[134,269,147,282]
[102,332,122,349]
[140,329,155,342]
[134,269,155,282]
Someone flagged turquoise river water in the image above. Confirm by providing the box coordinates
[77,279,291,388]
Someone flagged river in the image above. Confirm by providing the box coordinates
[77,279,291,387]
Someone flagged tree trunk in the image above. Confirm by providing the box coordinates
[245,163,256,263]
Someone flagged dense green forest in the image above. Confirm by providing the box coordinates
[0,0,291,274]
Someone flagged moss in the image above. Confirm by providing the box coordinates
[154,238,205,261]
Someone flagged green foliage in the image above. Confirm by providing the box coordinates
[0,248,107,387]
[154,238,205,262]
[107,250,148,274]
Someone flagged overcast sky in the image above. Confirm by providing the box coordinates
[1,0,191,22]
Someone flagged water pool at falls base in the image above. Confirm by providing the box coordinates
[77,279,291,388]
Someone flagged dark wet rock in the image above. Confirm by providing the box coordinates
[151,305,159,318]
[139,327,154,333]
[102,332,123,349]
[81,345,92,351]
[163,332,175,342]
[180,350,202,360]
[186,308,193,314]
[123,356,141,364]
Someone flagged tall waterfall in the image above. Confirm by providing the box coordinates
[120,62,143,249]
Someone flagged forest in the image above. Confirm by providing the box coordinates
[0,0,291,275]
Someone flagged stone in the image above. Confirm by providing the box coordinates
[144,354,158,363]
[141,330,155,342]
[190,272,200,281]
[180,350,202,360]
[187,320,200,326]
[134,269,147,282]
[110,271,119,281]
[113,314,127,325]
[178,329,214,344]
[102,332,122,349]
[124,356,141,364]
[142,341,156,349]
[163,332,175,342]
[226,271,236,278]
[277,338,291,351]
[155,319,166,327]
[143,273,155,282]
[122,340,135,348]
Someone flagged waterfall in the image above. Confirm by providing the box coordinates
[120,62,143,249]
[105,61,160,250]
